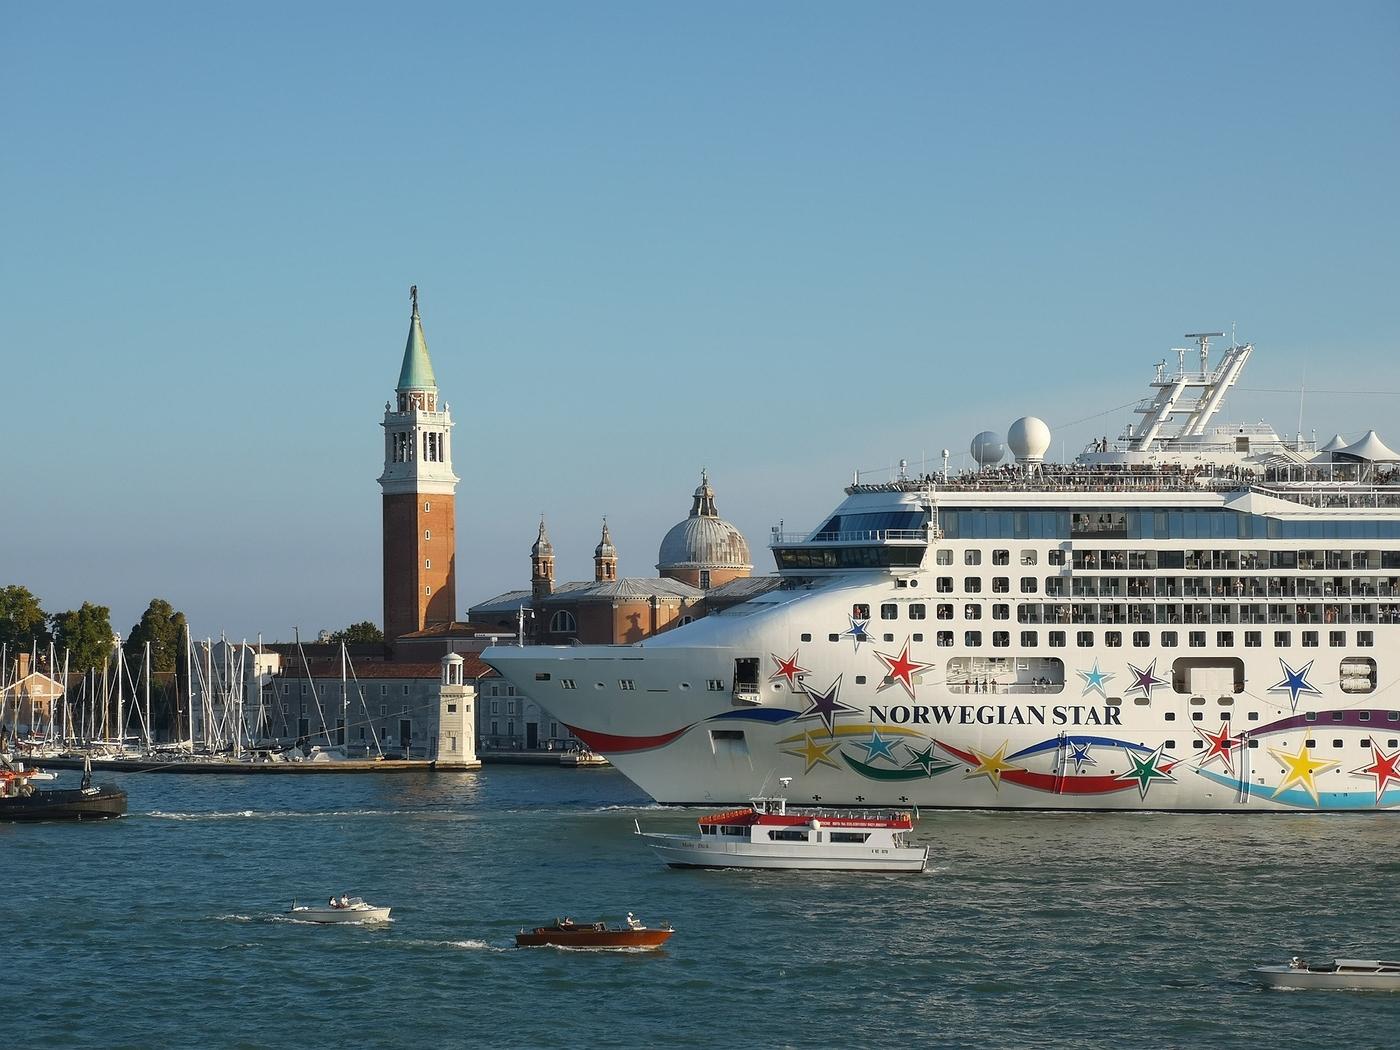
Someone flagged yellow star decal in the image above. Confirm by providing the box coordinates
[1268,742,1339,805]
[782,732,840,774]
[962,741,1023,790]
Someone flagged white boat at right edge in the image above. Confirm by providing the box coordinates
[486,331,1400,812]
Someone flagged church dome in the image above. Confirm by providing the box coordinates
[657,471,752,574]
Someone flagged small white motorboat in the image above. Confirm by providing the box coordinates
[1256,957,1400,991]
[287,896,392,923]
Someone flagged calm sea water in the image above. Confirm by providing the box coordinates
[6,766,1399,1049]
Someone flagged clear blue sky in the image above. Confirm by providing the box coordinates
[3,1,1397,641]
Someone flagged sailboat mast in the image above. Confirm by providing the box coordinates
[185,624,195,753]
[143,641,153,750]
[340,642,348,751]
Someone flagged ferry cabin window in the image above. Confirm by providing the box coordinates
[830,832,871,843]
[1245,632,1261,647]
[1359,631,1374,647]
[937,631,954,646]
[965,603,983,620]
[965,550,981,566]
[1162,631,1177,647]
[965,577,982,593]
[992,605,1009,620]
[853,604,870,619]
[1190,631,1205,647]
[937,577,953,592]
[1021,550,1038,566]
[1106,631,1122,647]
[1133,631,1149,647]
[993,631,1010,647]
[881,603,898,620]
[936,549,953,565]
[1021,631,1038,646]
[1077,631,1093,647]
[769,829,808,842]
[801,633,811,642]
[1049,631,1065,647]
[1330,631,1346,647]
[1217,631,1234,647]
[909,604,927,620]
[992,549,1010,566]
[1021,577,1038,593]
[912,633,923,642]
[1048,550,1066,566]
[721,825,749,837]
[1303,631,1319,647]
[992,577,1009,593]
[1274,631,1290,647]
[965,631,982,647]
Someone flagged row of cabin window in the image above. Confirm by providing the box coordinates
[939,508,1400,540]
[923,629,1376,648]
[934,549,1053,566]
[1071,549,1400,571]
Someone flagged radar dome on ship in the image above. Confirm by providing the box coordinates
[971,431,1005,467]
[1008,416,1052,463]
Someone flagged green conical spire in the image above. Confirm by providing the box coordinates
[397,285,438,392]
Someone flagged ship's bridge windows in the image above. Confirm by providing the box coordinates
[909,603,926,619]
[992,549,1010,566]
[814,510,928,539]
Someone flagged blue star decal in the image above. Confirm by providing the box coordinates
[1269,658,1323,712]
[798,675,858,733]
[1077,659,1114,699]
[1066,741,1096,772]
[844,616,871,652]
[855,728,898,764]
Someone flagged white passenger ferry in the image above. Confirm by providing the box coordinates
[486,334,1400,811]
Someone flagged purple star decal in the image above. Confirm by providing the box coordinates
[798,675,858,733]
[1125,658,1166,701]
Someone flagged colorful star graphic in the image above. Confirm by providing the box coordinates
[1125,659,1166,701]
[1268,658,1323,712]
[1194,721,1242,774]
[1077,660,1115,699]
[768,650,809,688]
[1115,744,1177,799]
[872,639,933,699]
[904,742,944,777]
[962,741,1024,790]
[798,675,859,733]
[1350,742,1400,804]
[855,728,898,764]
[844,616,871,651]
[782,732,840,774]
[1066,741,1096,772]
[1268,742,1338,805]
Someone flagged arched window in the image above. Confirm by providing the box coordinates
[550,610,578,634]
[678,615,694,626]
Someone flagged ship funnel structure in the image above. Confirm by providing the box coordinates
[971,431,1005,468]
[1008,416,1052,464]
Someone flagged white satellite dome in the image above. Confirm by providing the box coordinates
[971,431,1005,467]
[1007,416,1052,463]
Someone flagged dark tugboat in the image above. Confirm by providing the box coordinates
[0,755,127,821]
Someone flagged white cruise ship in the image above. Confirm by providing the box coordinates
[485,334,1400,811]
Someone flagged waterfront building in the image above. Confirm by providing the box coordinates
[379,286,459,642]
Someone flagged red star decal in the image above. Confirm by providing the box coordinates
[769,650,809,687]
[872,639,933,700]
[1351,742,1400,804]
[1193,720,1242,773]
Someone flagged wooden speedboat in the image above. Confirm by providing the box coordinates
[1256,958,1400,990]
[516,914,673,949]
[288,897,392,923]
[637,794,928,872]
[0,758,127,822]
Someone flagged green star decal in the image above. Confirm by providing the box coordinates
[905,742,947,777]
[1115,744,1176,799]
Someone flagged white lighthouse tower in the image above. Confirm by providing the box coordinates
[432,653,481,770]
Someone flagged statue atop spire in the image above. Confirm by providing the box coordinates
[410,284,419,317]
[396,284,437,397]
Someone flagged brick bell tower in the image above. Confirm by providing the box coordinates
[379,286,459,641]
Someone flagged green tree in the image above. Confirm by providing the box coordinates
[51,602,115,675]
[328,621,384,644]
[124,598,189,738]
[0,584,52,654]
